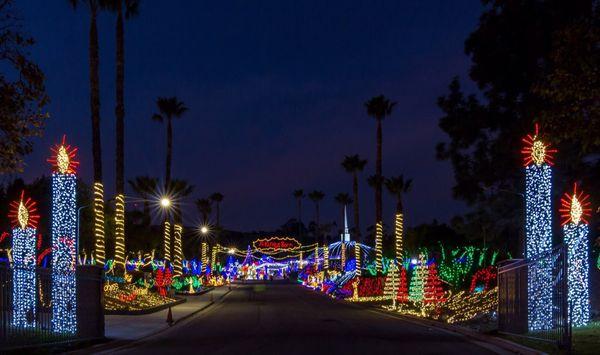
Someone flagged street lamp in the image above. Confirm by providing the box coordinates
[200,226,209,235]
[160,197,171,208]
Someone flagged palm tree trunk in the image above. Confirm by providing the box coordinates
[376,119,382,223]
[352,172,360,241]
[316,203,320,244]
[297,198,302,239]
[216,203,220,226]
[90,4,102,182]
[115,1,125,194]
[166,117,173,189]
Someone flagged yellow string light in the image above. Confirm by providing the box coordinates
[323,245,329,270]
[163,221,171,262]
[173,224,183,277]
[341,242,346,270]
[395,213,404,262]
[211,245,217,271]
[201,242,208,273]
[114,194,126,271]
[93,182,105,266]
[375,222,383,273]
[314,243,319,268]
[355,243,361,276]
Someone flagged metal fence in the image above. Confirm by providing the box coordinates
[498,244,571,350]
[0,265,104,349]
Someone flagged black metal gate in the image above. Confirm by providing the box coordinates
[497,244,571,350]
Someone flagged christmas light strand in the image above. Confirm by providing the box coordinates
[375,222,383,273]
[163,221,171,262]
[93,182,106,266]
[114,194,126,271]
[173,224,183,277]
[395,213,404,262]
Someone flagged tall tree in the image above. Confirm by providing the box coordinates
[0,0,49,173]
[341,155,367,240]
[308,190,325,244]
[333,193,353,234]
[103,0,140,195]
[385,175,412,261]
[435,0,597,254]
[69,0,105,266]
[152,97,188,190]
[365,95,396,226]
[196,198,212,224]
[69,0,103,183]
[293,189,304,238]
[209,192,224,227]
[128,176,157,224]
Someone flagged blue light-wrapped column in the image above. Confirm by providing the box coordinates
[525,164,553,331]
[12,227,37,327]
[51,173,77,334]
[564,223,589,326]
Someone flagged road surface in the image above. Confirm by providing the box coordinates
[112,283,505,354]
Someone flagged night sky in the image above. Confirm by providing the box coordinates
[17,1,481,232]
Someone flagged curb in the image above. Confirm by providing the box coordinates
[104,297,186,316]
[81,287,233,354]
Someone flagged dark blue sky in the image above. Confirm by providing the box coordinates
[17,1,481,232]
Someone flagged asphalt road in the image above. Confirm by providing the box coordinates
[113,283,505,355]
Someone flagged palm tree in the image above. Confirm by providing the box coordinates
[365,95,396,226]
[293,189,304,238]
[308,190,325,244]
[152,97,188,190]
[167,179,194,223]
[385,175,413,262]
[209,193,224,227]
[196,198,212,224]
[69,0,104,265]
[128,175,158,224]
[103,0,139,195]
[341,155,367,240]
[334,193,353,234]
[69,0,103,183]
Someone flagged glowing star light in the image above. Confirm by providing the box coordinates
[9,191,40,230]
[521,123,557,167]
[560,183,591,226]
[47,135,79,174]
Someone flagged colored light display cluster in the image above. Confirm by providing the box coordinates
[114,193,126,271]
[522,125,554,331]
[173,224,183,276]
[10,191,39,328]
[375,222,383,273]
[560,184,592,326]
[93,182,106,266]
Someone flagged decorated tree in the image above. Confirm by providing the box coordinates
[397,266,408,304]
[423,263,445,304]
[383,261,399,302]
[409,256,428,303]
